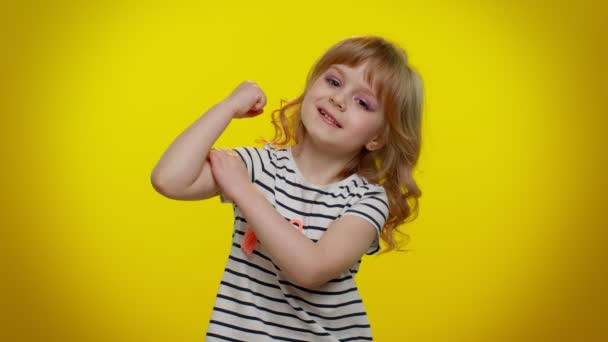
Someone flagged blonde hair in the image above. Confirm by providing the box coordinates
[255,35,424,254]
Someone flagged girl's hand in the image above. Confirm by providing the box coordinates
[224,81,267,119]
[207,148,252,202]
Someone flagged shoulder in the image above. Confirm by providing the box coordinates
[233,143,284,160]
[262,143,289,159]
[358,182,389,209]
[361,182,388,202]
[231,144,271,164]
[230,144,290,177]
[343,181,389,229]
[348,178,388,203]
[232,145,263,157]
[340,181,389,255]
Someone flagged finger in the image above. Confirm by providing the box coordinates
[253,94,266,111]
[217,148,238,157]
[260,93,267,107]
[247,108,263,116]
[207,153,217,166]
[208,149,224,161]
[220,148,234,156]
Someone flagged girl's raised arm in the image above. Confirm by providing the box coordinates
[150,81,266,200]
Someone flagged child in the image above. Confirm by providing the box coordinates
[151,35,423,341]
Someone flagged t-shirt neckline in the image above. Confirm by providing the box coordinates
[285,145,358,190]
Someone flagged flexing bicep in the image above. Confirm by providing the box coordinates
[313,215,378,286]
[153,146,255,202]
[153,159,219,201]
[187,159,220,200]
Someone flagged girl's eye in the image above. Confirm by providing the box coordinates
[356,98,370,110]
[326,77,340,87]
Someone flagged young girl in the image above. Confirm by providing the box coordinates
[151,35,423,341]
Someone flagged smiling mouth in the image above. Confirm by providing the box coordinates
[318,108,342,128]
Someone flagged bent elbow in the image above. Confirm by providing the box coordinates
[150,174,166,194]
[150,175,182,200]
[302,278,326,290]
[150,175,174,198]
[291,267,330,290]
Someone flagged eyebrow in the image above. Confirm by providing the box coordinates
[328,65,377,98]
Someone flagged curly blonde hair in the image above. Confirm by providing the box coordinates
[255,35,424,254]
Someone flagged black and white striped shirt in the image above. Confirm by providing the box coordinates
[206,144,390,341]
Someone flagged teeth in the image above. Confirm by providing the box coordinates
[320,109,339,126]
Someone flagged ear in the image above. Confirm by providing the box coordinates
[365,137,384,152]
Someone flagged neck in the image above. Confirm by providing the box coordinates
[291,139,359,186]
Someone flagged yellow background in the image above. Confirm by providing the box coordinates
[1,0,606,341]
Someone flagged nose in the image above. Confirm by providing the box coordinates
[330,91,346,111]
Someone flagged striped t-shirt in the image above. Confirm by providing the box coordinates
[206,144,390,341]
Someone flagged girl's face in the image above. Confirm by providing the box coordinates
[300,63,385,154]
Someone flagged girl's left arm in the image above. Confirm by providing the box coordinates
[207,149,377,289]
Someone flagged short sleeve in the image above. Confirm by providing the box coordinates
[342,186,390,255]
[218,146,263,204]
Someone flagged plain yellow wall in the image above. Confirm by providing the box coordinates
[1,0,606,341]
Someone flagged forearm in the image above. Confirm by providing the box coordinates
[235,183,321,288]
[151,101,235,189]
